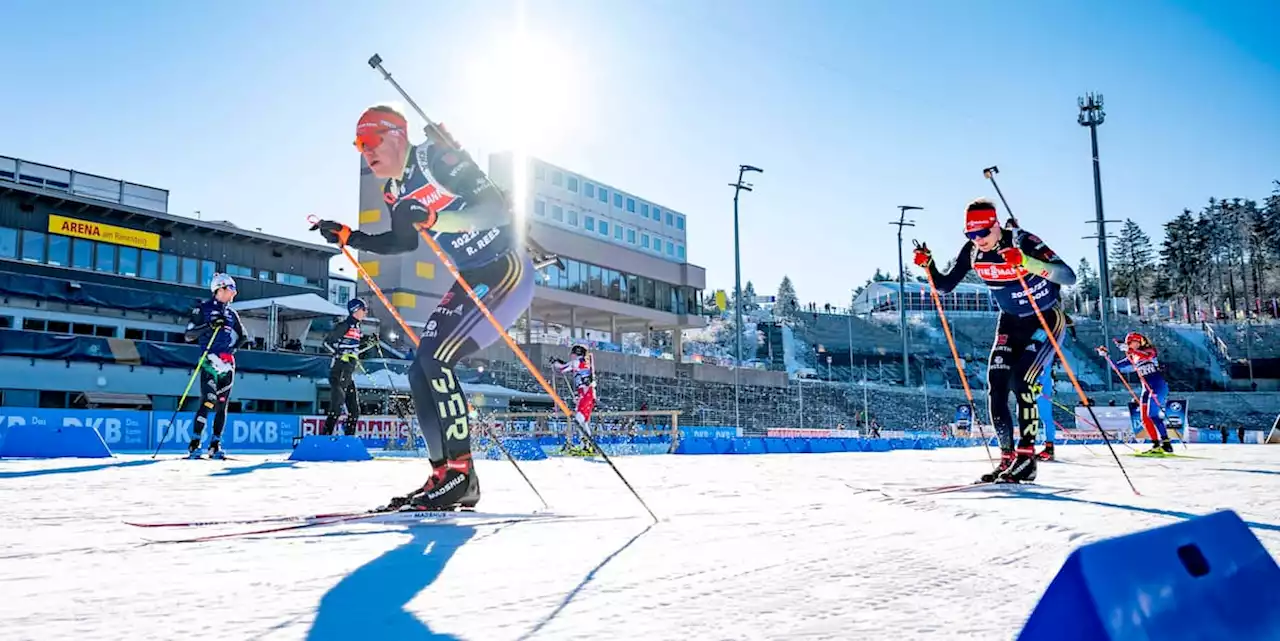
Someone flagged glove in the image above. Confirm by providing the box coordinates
[341,352,358,363]
[998,247,1025,268]
[210,316,226,331]
[912,245,933,268]
[1095,346,1108,357]
[393,198,438,231]
[312,219,352,246]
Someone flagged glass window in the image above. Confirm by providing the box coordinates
[598,188,608,203]
[626,198,636,213]
[641,233,650,249]
[201,260,216,287]
[0,227,16,259]
[567,210,578,226]
[21,230,45,263]
[534,200,546,216]
[626,228,636,244]
[258,269,271,281]
[666,212,674,226]
[71,239,93,269]
[566,260,582,293]
[551,205,564,222]
[613,193,623,208]
[551,171,563,187]
[47,234,69,267]
[225,264,252,278]
[534,164,545,181]
[584,183,595,198]
[161,254,179,282]
[181,257,198,285]
[614,224,623,241]
[640,203,649,219]
[627,275,639,305]
[598,220,608,236]
[653,207,661,221]
[96,243,116,272]
[566,176,578,192]
[677,244,686,260]
[588,264,603,297]
[666,241,675,256]
[139,250,159,279]
[117,246,139,276]
[584,216,595,232]
[676,215,685,231]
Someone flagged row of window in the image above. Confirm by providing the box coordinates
[533,163,686,232]
[12,316,187,342]
[538,258,702,316]
[21,389,312,414]
[0,225,322,290]
[533,200,687,261]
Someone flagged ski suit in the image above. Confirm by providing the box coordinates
[322,313,366,436]
[184,298,249,450]
[340,132,534,466]
[925,228,1076,452]
[552,353,597,428]
[1113,346,1169,442]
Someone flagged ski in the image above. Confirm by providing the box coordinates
[125,511,365,528]
[897,481,1082,497]
[141,510,562,544]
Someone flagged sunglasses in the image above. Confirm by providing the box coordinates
[353,127,404,153]
[965,227,996,241]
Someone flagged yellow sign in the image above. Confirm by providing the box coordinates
[48,215,160,251]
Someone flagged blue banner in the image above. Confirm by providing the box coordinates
[0,408,150,449]
[1127,401,1143,435]
[1164,398,1188,429]
[151,413,300,452]
[954,404,972,429]
[679,426,740,439]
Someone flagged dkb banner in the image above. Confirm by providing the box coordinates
[0,408,150,450]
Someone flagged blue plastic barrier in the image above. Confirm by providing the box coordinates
[1018,510,1280,641]
[764,438,790,454]
[476,436,547,461]
[0,423,113,458]
[784,438,810,453]
[729,437,766,454]
[288,435,372,462]
[808,438,845,453]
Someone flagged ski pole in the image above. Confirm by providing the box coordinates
[368,55,658,523]
[915,240,995,465]
[982,166,1019,228]
[1013,274,1139,495]
[152,328,221,458]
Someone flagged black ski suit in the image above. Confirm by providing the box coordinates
[925,228,1076,451]
[322,314,366,436]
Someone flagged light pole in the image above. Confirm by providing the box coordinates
[730,164,763,433]
[891,205,922,386]
[1079,93,1117,389]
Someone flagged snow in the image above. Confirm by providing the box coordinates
[1,445,1277,641]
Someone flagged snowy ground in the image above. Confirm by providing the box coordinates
[1,444,1277,641]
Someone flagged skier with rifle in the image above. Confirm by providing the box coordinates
[311,104,535,511]
[1098,331,1174,455]
[321,297,375,436]
[550,344,597,455]
[913,199,1076,483]
[183,274,250,460]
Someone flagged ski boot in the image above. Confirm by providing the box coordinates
[208,438,227,460]
[381,455,480,512]
[1160,438,1174,454]
[186,438,204,459]
[1000,446,1038,483]
[1141,441,1167,457]
[1036,441,1055,462]
[980,450,1015,483]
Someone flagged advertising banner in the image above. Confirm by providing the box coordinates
[0,408,151,450]
[152,413,300,452]
[954,404,972,429]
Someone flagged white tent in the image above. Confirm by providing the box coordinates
[343,367,549,408]
[234,293,347,350]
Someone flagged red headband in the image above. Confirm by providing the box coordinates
[965,207,998,233]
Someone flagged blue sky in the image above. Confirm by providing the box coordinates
[2,0,1277,308]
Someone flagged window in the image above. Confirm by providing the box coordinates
[225,264,253,278]
[535,164,545,181]
[258,269,271,281]
[95,243,116,272]
[666,241,675,256]
[72,239,93,269]
[598,188,608,203]
[613,193,623,208]
[584,183,595,198]
[676,215,685,231]
[534,200,546,216]
[626,198,636,213]
[566,176,579,192]
[567,210,579,226]
[584,216,595,232]
[21,230,45,263]
[161,254,179,282]
[117,247,140,277]
[614,224,623,241]
[200,260,217,287]
[138,248,158,278]
[626,228,636,244]
[47,234,69,267]
[653,207,661,221]
[641,233,650,249]
[666,212,674,226]
[640,203,649,219]
[551,205,564,222]
[598,220,609,236]
[677,244,686,260]
[0,227,16,259]
[551,171,563,187]
[181,257,198,285]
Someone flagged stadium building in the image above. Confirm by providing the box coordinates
[0,154,344,415]
[853,281,997,315]
[353,151,707,359]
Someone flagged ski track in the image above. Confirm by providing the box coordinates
[0,445,1276,641]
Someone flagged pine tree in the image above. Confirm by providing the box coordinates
[742,281,759,312]
[1110,219,1155,313]
[1160,209,1205,320]
[1075,257,1100,300]
[776,276,799,319]
[872,268,893,282]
